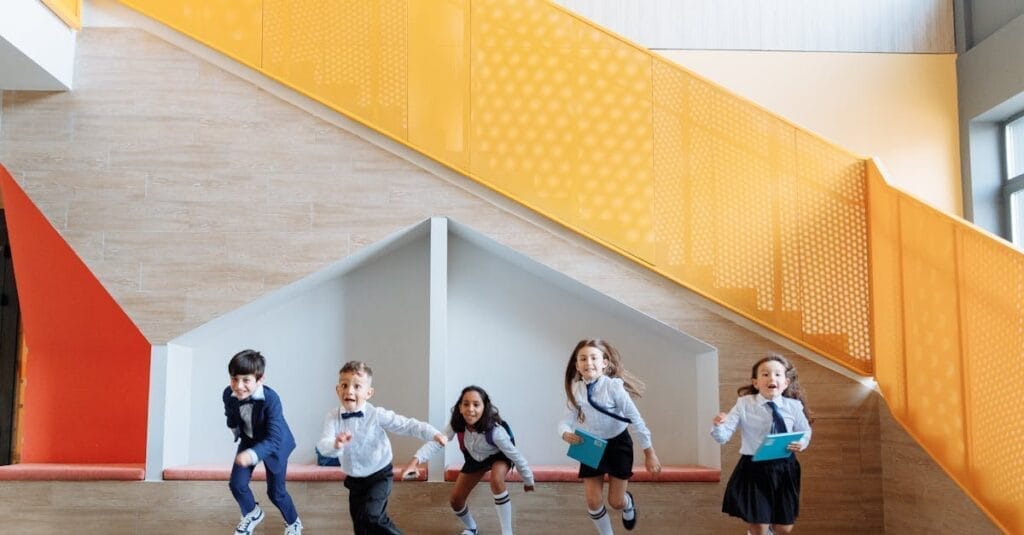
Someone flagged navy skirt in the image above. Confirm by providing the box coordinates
[578,429,634,480]
[461,451,513,474]
[722,454,801,525]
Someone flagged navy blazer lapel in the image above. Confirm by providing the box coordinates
[251,399,266,437]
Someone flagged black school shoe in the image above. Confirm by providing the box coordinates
[623,491,637,530]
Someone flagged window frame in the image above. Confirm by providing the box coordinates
[1000,111,1024,247]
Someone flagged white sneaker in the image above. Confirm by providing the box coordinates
[284,517,303,535]
[235,505,264,534]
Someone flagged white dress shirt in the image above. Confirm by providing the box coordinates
[317,402,440,478]
[414,424,535,487]
[558,375,653,450]
[710,394,812,455]
[232,385,265,465]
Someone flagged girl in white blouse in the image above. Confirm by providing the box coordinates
[559,339,661,534]
[711,354,814,535]
[404,385,534,535]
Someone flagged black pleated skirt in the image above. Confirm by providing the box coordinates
[722,454,801,525]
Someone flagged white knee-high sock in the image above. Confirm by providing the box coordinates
[622,491,635,521]
[493,491,513,535]
[588,506,614,535]
[454,504,477,531]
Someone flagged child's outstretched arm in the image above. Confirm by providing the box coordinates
[402,425,455,480]
[492,426,536,490]
[617,390,661,474]
[377,407,446,443]
[710,401,741,444]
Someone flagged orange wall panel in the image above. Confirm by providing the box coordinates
[0,166,150,463]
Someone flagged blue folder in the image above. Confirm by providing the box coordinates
[752,431,805,462]
[567,429,608,469]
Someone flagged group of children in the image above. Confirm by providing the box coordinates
[223,340,813,535]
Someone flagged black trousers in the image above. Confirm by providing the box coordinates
[344,464,402,535]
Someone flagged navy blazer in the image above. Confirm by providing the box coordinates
[222,385,297,470]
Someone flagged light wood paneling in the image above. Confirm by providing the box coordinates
[0,26,990,530]
[879,404,1001,535]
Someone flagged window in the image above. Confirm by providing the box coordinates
[1003,114,1024,247]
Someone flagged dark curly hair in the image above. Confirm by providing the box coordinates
[450,385,504,433]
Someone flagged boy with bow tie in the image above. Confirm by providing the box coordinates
[223,349,303,535]
[317,360,446,534]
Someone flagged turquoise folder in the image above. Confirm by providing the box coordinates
[567,429,607,469]
[752,431,805,462]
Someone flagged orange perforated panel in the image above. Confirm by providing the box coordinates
[866,163,906,417]
[898,197,967,479]
[115,0,1024,528]
[958,228,1024,528]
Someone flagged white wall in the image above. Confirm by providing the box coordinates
[556,0,954,53]
[160,223,431,467]
[661,50,963,216]
[446,223,719,468]
[154,218,718,472]
[0,0,75,90]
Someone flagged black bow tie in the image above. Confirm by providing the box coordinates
[341,411,364,420]
[239,398,256,406]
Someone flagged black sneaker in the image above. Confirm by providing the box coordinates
[622,491,637,530]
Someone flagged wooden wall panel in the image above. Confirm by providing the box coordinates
[0,27,989,530]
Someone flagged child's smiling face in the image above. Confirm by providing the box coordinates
[337,371,374,412]
[575,345,609,381]
[230,374,262,401]
[752,360,789,399]
[459,390,484,428]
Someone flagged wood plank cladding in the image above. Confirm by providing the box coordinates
[0,27,994,531]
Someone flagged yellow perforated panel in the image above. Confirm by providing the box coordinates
[115,0,1024,529]
[959,229,1024,526]
[898,197,967,478]
[866,163,906,417]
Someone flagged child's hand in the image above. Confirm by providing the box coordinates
[562,432,582,445]
[644,448,662,474]
[786,441,803,452]
[335,431,353,449]
[401,459,421,481]
[433,433,447,446]
[712,412,728,426]
[524,484,535,492]
[235,451,255,467]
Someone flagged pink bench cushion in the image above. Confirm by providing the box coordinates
[444,464,720,483]
[162,464,425,482]
[0,463,145,481]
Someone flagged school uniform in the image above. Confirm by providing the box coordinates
[558,375,653,480]
[414,424,536,487]
[317,402,440,535]
[711,394,812,525]
[222,384,299,524]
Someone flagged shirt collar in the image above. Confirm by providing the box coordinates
[756,393,781,405]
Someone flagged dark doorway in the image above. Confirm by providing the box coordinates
[0,209,20,465]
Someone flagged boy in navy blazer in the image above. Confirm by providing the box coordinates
[224,349,303,535]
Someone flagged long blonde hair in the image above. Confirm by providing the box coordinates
[563,339,645,422]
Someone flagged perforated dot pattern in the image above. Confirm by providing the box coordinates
[898,197,966,476]
[960,229,1024,514]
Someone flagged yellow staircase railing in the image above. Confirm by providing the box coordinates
[113,0,1021,530]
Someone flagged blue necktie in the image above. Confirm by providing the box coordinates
[585,381,631,424]
[766,401,787,434]
[341,411,364,420]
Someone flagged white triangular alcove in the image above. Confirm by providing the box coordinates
[147,217,719,481]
